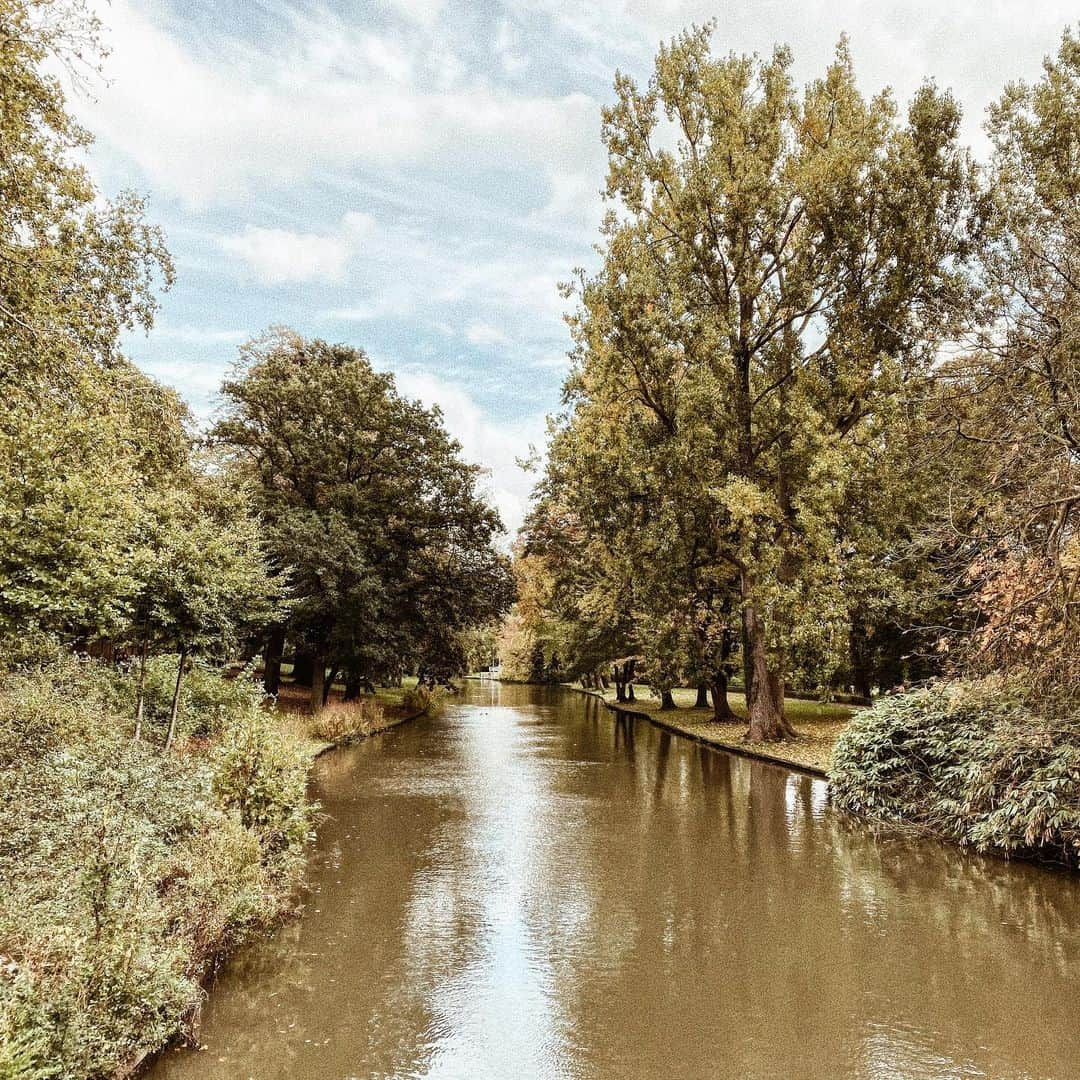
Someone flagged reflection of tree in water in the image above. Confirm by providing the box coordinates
[555,711,1080,1079]
[828,811,1080,978]
[151,688,1080,1080]
[612,710,636,759]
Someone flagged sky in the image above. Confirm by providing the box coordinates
[77,0,1078,540]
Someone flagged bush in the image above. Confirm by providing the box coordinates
[130,656,266,742]
[0,658,313,1079]
[211,706,312,865]
[309,698,385,744]
[402,684,442,716]
[0,630,67,677]
[830,677,1080,863]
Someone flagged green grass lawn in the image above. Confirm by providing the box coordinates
[573,683,859,774]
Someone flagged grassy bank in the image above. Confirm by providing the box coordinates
[272,676,436,755]
[567,684,855,775]
[0,657,434,1080]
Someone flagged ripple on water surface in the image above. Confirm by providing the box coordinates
[148,682,1080,1080]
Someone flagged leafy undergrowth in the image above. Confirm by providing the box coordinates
[0,656,313,1080]
[400,684,444,718]
[309,697,387,743]
[275,678,440,747]
[830,677,1080,865]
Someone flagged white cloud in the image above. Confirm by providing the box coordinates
[322,305,382,322]
[382,0,446,30]
[83,0,603,208]
[140,358,225,402]
[219,210,375,285]
[465,321,508,347]
[220,226,352,285]
[517,0,1079,154]
[313,222,572,352]
[342,211,376,236]
[495,19,530,75]
[151,324,249,344]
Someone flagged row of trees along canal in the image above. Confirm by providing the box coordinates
[4,322,514,728]
[1,0,513,727]
[508,26,1078,743]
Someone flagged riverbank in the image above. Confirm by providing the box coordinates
[565,683,856,776]
[275,680,437,761]
[0,658,432,1080]
[132,684,435,1075]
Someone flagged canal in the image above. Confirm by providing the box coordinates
[150,681,1080,1079]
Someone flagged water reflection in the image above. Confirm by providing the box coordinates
[150,682,1080,1080]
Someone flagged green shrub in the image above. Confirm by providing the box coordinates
[0,630,67,677]
[402,684,443,716]
[830,677,1080,863]
[131,656,265,742]
[0,658,313,1079]
[211,705,312,866]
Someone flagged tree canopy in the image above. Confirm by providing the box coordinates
[528,27,978,739]
[213,328,515,708]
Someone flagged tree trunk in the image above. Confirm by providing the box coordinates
[263,625,285,696]
[694,683,709,709]
[849,621,873,700]
[660,689,676,710]
[310,657,325,715]
[322,668,338,706]
[743,605,793,742]
[133,635,148,742]
[292,652,315,687]
[344,672,363,701]
[741,616,754,708]
[164,647,187,752]
[710,671,737,722]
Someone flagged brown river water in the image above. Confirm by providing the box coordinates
[149,681,1080,1080]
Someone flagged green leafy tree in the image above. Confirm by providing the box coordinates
[213,329,513,711]
[0,0,176,652]
[924,28,1080,711]
[0,363,193,647]
[552,27,976,740]
[130,476,282,749]
[0,0,171,382]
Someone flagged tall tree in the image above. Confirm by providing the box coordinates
[130,475,282,749]
[0,0,175,649]
[554,27,975,740]
[927,29,1080,711]
[213,329,513,710]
